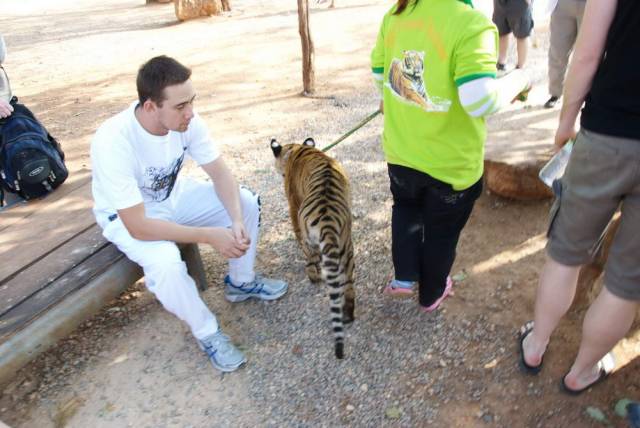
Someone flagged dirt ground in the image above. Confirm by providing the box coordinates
[0,0,638,426]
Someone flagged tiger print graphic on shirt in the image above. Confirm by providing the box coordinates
[271,138,355,359]
[387,50,451,112]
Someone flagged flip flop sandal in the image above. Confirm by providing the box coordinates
[382,279,415,297]
[420,276,454,313]
[561,352,615,395]
[519,321,543,375]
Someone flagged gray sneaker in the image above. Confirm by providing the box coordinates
[224,274,288,302]
[198,330,246,372]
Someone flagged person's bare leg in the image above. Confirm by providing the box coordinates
[516,36,529,68]
[522,255,581,367]
[564,287,637,390]
[498,35,510,65]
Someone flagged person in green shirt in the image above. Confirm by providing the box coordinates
[372,0,530,311]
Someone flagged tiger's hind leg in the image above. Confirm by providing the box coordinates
[302,242,322,285]
[343,281,355,324]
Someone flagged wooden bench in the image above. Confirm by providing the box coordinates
[0,174,208,386]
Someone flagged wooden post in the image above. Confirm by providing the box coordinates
[297,0,315,95]
[180,243,208,291]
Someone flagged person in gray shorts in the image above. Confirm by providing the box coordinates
[492,0,533,70]
[519,0,640,395]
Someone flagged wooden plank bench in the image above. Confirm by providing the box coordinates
[0,176,208,386]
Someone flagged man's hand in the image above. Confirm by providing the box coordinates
[0,99,13,119]
[554,120,578,152]
[230,220,250,246]
[205,227,249,259]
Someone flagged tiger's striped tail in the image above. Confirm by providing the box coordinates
[319,234,354,359]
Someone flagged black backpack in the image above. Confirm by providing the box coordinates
[0,97,68,206]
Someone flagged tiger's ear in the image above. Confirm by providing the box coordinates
[303,137,315,147]
[270,138,282,157]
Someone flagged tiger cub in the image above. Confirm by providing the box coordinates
[270,138,355,359]
[388,50,430,110]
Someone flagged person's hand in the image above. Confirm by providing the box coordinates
[0,98,13,119]
[554,120,578,152]
[230,220,250,247]
[205,227,249,259]
[511,70,532,103]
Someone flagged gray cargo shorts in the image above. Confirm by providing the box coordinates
[547,129,640,300]
[493,0,534,38]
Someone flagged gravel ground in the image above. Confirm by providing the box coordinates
[1,0,636,426]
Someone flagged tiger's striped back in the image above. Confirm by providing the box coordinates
[271,138,355,359]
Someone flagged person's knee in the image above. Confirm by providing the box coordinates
[142,245,184,279]
[240,186,261,224]
[146,260,190,290]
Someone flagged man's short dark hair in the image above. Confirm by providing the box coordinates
[136,56,192,107]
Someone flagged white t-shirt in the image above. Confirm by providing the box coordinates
[91,102,220,224]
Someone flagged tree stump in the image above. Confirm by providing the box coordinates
[484,109,557,200]
[174,0,224,20]
[297,0,315,95]
[484,159,552,200]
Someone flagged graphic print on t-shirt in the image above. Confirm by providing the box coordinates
[387,50,451,112]
[141,149,185,202]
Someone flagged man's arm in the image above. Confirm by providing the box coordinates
[201,157,250,245]
[0,35,12,118]
[555,0,617,149]
[117,203,249,259]
[0,35,6,64]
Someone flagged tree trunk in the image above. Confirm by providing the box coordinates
[174,0,222,20]
[297,0,315,95]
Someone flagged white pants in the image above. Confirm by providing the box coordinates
[99,179,261,340]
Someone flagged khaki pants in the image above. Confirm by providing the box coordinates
[548,0,586,97]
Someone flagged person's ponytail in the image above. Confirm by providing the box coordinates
[393,0,418,15]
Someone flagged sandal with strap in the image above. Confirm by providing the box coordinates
[519,321,543,375]
[561,352,615,395]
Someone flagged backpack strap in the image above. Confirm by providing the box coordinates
[47,131,65,160]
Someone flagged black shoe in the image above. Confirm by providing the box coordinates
[496,62,506,71]
[544,96,560,109]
